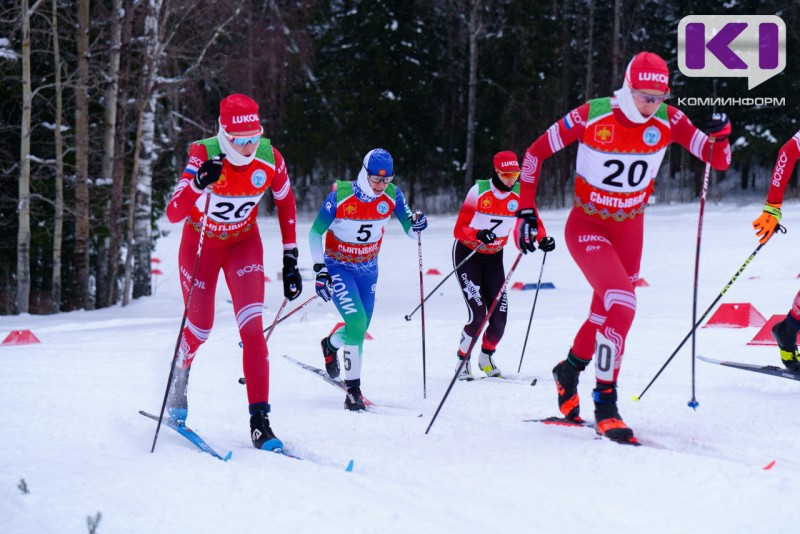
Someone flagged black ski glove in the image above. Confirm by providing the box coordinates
[282,248,302,301]
[704,113,731,142]
[476,229,497,245]
[515,208,538,254]
[193,154,226,190]
[538,236,556,252]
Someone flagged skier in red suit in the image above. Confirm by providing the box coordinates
[514,52,732,442]
[164,94,301,451]
[752,131,800,372]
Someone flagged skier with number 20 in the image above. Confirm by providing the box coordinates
[514,52,732,442]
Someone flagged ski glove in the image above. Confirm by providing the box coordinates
[753,202,782,244]
[476,229,497,245]
[515,208,538,253]
[282,248,303,301]
[704,113,731,142]
[538,236,556,252]
[411,212,428,232]
[313,263,333,302]
[193,154,226,190]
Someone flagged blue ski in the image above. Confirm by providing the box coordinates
[140,410,232,461]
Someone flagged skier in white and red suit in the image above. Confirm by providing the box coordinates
[513,52,732,442]
[164,93,302,451]
[451,151,525,381]
[752,131,800,372]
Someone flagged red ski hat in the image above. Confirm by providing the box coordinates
[493,151,520,172]
[219,94,261,135]
[625,52,670,93]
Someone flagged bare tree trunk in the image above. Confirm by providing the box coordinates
[74,0,92,310]
[463,0,481,190]
[16,0,39,314]
[96,0,124,308]
[51,0,64,313]
[612,0,621,84]
[133,92,157,298]
[585,0,594,100]
[123,0,162,304]
[107,0,133,307]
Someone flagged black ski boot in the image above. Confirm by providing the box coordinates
[771,318,800,372]
[552,352,586,421]
[593,385,636,444]
[250,410,283,451]
[166,366,190,424]
[321,337,340,379]
[344,386,366,412]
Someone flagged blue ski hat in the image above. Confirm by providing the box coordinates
[362,148,393,178]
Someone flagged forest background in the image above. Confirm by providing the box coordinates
[1,0,798,315]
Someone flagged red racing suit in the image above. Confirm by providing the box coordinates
[763,131,800,318]
[166,136,297,410]
[519,96,731,384]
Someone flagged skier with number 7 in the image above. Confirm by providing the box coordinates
[309,148,428,411]
[451,151,528,380]
[514,52,731,442]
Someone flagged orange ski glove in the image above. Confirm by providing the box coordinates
[752,202,782,244]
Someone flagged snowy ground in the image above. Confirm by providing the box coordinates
[2,201,799,533]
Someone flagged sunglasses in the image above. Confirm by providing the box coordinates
[631,90,670,105]
[496,170,520,180]
[225,127,263,146]
[368,174,394,184]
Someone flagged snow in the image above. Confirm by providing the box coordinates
[2,202,799,532]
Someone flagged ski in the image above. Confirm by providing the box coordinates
[698,355,800,382]
[476,374,538,386]
[282,354,375,407]
[524,416,641,446]
[140,411,232,461]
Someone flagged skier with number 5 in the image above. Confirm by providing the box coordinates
[309,148,428,411]
[514,52,732,442]
[451,151,525,380]
[752,130,800,372]
[164,94,302,451]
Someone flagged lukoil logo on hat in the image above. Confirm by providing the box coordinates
[493,151,520,172]
[626,52,670,93]
[220,94,261,134]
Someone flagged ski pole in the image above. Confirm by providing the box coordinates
[151,194,212,453]
[238,295,320,348]
[635,242,765,402]
[416,224,428,398]
[517,251,548,373]
[404,243,485,321]
[264,297,289,344]
[688,139,715,410]
[426,252,523,434]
